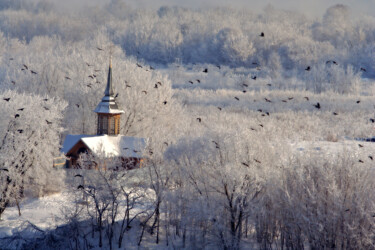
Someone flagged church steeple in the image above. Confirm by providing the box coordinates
[104,58,114,97]
[94,59,124,135]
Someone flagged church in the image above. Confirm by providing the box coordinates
[62,60,147,169]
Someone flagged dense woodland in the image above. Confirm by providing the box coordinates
[1,0,375,249]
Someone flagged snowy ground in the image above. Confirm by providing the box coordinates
[0,190,74,238]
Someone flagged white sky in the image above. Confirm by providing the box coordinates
[51,0,375,18]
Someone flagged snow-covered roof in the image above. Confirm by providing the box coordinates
[63,134,147,158]
[94,95,124,114]
[61,134,97,154]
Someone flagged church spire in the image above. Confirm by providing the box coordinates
[104,56,114,97]
[94,57,124,135]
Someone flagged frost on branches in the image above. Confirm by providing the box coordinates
[0,90,67,219]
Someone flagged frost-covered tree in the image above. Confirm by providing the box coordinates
[0,90,67,219]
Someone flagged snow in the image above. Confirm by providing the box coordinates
[62,134,147,157]
[0,190,75,238]
[291,140,375,161]
[94,105,125,114]
[81,135,147,158]
[94,96,125,114]
[61,134,97,154]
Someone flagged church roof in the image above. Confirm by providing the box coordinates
[63,134,147,158]
[94,60,124,114]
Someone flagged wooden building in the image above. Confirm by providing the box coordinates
[62,60,146,169]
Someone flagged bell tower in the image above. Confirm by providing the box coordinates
[94,59,124,135]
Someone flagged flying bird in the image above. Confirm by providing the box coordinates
[163,100,167,105]
[196,79,200,83]
[154,84,158,88]
[304,97,309,101]
[141,90,147,94]
[189,81,193,84]
[251,76,257,80]
[65,76,71,80]
[23,64,28,70]
[264,98,271,103]
[313,102,321,109]
[203,68,208,73]
[333,112,338,115]
[234,97,239,101]
[3,98,10,102]
[17,129,23,133]
[74,174,83,178]
[305,66,311,71]
[196,118,202,122]
[15,114,19,118]
[157,81,162,86]
[356,100,360,104]
[30,70,37,74]
[360,67,366,72]
[242,90,247,93]
[96,47,103,51]
[358,159,364,163]
[77,185,84,189]
[46,120,52,125]
[326,60,338,65]
[242,162,249,167]
[358,144,364,148]
[254,159,261,163]
[260,32,264,37]
[370,118,375,123]
[43,98,48,101]
[11,80,15,85]
[76,104,80,108]
[136,63,142,68]
[369,156,373,161]
[17,108,24,111]
[217,107,222,111]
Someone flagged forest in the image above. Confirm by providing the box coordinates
[0,0,375,249]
